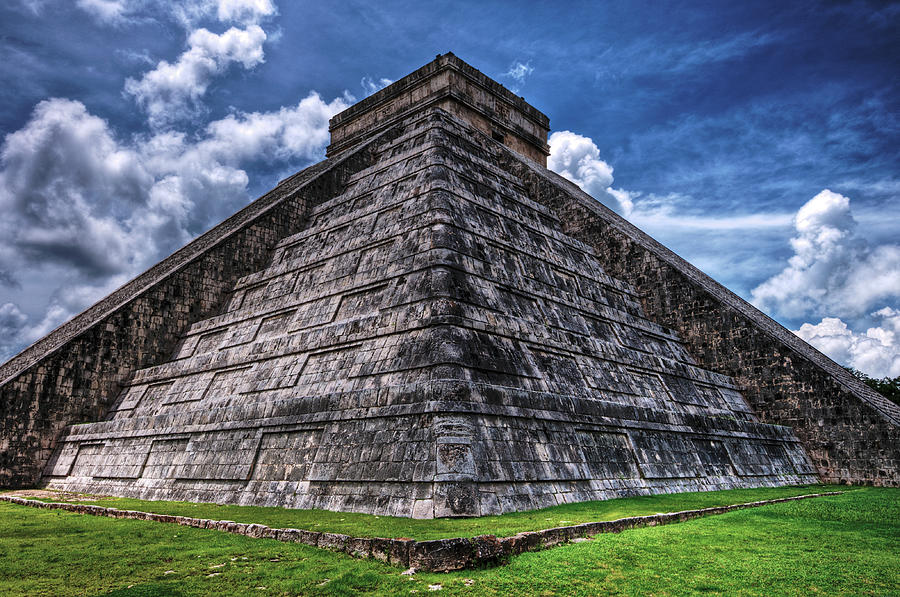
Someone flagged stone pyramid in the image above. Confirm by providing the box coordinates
[2,54,897,518]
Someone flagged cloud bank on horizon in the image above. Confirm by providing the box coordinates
[0,0,898,378]
[551,129,900,377]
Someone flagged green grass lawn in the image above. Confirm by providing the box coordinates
[1,487,897,596]
[7,484,846,540]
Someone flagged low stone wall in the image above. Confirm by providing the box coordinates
[0,491,842,572]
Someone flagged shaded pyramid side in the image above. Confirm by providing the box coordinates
[498,126,900,488]
[43,109,816,517]
[0,120,395,489]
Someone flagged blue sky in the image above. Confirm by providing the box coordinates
[0,0,898,376]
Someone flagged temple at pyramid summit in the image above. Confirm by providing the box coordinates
[1,54,897,517]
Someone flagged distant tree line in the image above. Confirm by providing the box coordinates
[845,368,900,406]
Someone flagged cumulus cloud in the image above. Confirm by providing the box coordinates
[751,189,900,319]
[548,131,633,215]
[747,189,900,376]
[0,98,153,278]
[166,0,276,29]
[201,93,345,159]
[545,132,900,377]
[0,0,320,363]
[124,25,268,128]
[795,308,900,378]
[548,131,796,230]
[114,1,278,127]
[0,92,347,361]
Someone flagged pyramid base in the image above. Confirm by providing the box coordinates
[43,385,818,518]
[43,474,818,519]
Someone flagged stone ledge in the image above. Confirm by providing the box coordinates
[0,491,843,572]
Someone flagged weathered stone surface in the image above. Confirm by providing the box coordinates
[539,527,572,548]
[471,535,504,564]
[504,149,900,487]
[275,528,302,542]
[32,104,819,514]
[389,539,413,568]
[410,538,474,572]
[346,537,373,559]
[327,53,550,165]
[0,135,381,490]
[213,520,234,531]
[370,538,392,562]
[244,523,269,538]
[1,54,895,517]
[318,532,349,552]
[506,531,542,554]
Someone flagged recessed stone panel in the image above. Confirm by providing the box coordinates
[141,438,189,480]
[728,441,797,477]
[70,443,106,477]
[173,430,261,481]
[334,285,388,321]
[252,428,323,482]
[578,431,640,480]
[630,432,705,480]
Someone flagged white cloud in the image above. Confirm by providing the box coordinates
[545,132,899,379]
[751,189,900,319]
[167,0,262,29]
[620,190,795,232]
[76,0,128,24]
[548,131,796,233]
[215,0,276,24]
[629,202,793,230]
[202,93,345,159]
[0,92,347,361]
[548,130,633,215]
[125,25,268,128]
[81,1,279,127]
[75,0,277,28]
[795,308,900,378]
[0,98,153,278]
[502,61,533,92]
[361,76,392,97]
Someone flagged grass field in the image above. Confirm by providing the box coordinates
[8,484,847,540]
[0,486,897,596]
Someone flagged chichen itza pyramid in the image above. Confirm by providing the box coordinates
[1,54,897,518]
